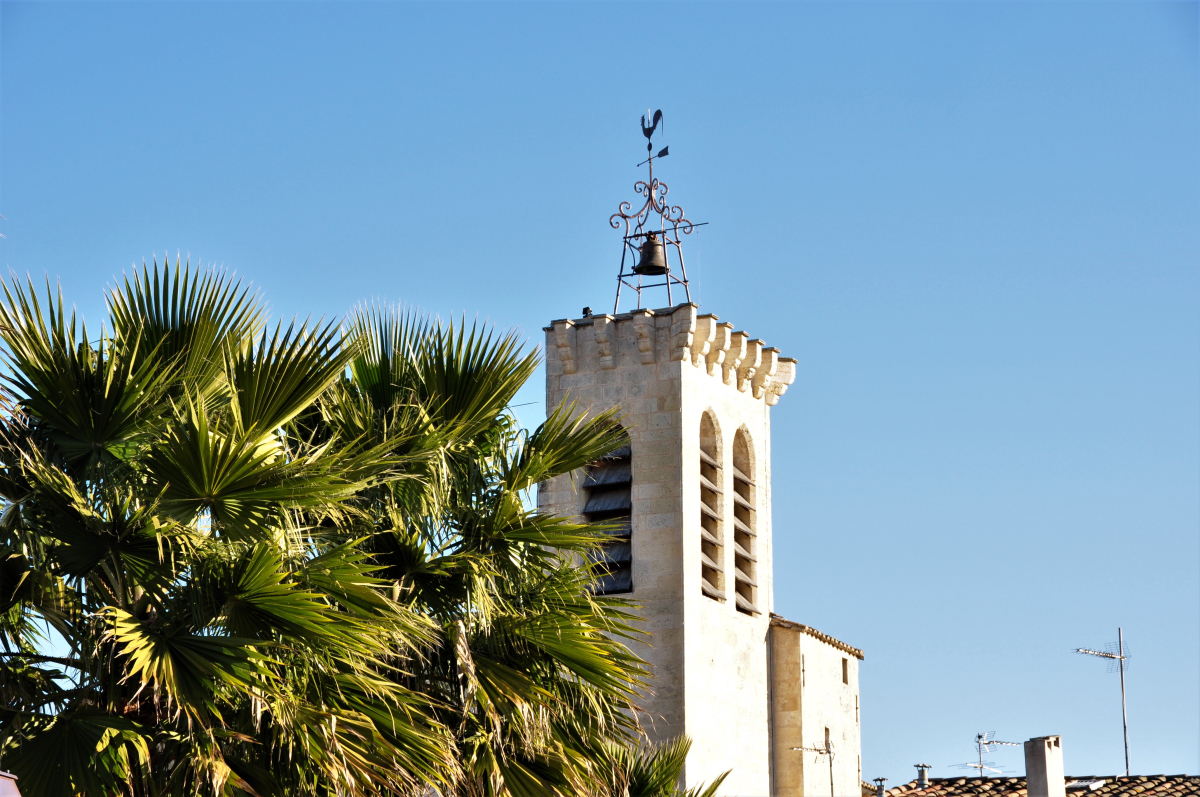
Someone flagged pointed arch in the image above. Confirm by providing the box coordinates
[699,410,725,601]
[732,427,759,614]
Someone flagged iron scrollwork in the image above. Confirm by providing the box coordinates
[610,110,697,313]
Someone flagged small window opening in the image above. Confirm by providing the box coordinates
[731,429,758,614]
[824,727,831,752]
[699,412,725,602]
[582,436,632,595]
[842,657,849,684]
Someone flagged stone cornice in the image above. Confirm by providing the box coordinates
[546,304,797,406]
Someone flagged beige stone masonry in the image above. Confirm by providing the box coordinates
[547,304,797,405]
[770,615,863,797]
[539,301,843,797]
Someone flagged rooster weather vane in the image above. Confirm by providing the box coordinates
[610,109,704,313]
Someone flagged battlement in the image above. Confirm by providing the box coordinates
[544,303,797,406]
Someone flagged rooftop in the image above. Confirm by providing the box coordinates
[770,613,864,660]
[881,776,1200,797]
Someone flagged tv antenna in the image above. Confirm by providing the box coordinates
[792,741,836,797]
[1075,627,1131,776]
[952,732,1019,779]
[952,761,1004,778]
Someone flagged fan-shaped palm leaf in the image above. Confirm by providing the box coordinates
[106,258,264,396]
[0,278,177,471]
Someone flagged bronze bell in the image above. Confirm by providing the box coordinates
[632,233,668,276]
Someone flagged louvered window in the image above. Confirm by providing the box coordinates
[582,442,632,594]
[699,413,725,601]
[732,430,759,615]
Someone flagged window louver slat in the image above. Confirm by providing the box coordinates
[584,439,633,597]
[583,464,633,488]
[733,515,755,536]
[597,568,632,594]
[734,592,759,614]
[583,490,632,514]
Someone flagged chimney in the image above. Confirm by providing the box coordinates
[1024,736,1065,797]
[0,771,21,797]
[914,764,931,789]
[873,777,888,797]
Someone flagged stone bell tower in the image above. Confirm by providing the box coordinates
[540,304,804,795]
[538,116,864,797]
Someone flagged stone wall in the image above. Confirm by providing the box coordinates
[539,303,798,796]
[770,617,864,797]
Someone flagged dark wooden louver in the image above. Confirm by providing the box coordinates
[582,443,633,595]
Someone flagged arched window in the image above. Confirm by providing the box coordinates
[732,429,758,614]
[582,434,632,594]
[699,412,725,601]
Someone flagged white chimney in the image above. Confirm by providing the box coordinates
[1025,736,1065,797]
[0,771,21,797]
[915,764,931,789]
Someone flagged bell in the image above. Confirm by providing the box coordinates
[632,233,668,276]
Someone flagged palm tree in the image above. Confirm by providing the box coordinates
[0,264,718,797]
[0,265,453,796]
[317,306,651,797]
[600,737,729,797]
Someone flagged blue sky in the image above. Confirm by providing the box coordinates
[2,0,1197,785]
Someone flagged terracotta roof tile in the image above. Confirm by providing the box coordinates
[884,776,1200,797]
[769,613,865,660]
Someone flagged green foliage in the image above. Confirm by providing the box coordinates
[599,737,730,797]
[0,262,719,797]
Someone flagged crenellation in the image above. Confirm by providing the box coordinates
[723,331,747,385]
[539,300,835,797]
[552,319,577,374]
[593,315,616,369]
[752,346,779,399]
[631,310,656,364]
[767,357,798,406]
[737,337,763,392]
[706,321,733,376]
[669,305,697,362]
[691,313,718,367]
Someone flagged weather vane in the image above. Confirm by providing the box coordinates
[609,109,705,313]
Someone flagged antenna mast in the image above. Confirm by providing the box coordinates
[952,732,1019,779]
[1075,627,1131,775]
[792,742,836,797]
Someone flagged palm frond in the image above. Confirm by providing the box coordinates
[416,316,539,441]
[146,395,366,537]
[227,320,355,443]
[0,276,177,470]
[106,257,265,396]
[0,709,149,797]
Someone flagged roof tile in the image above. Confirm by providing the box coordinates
[884,777,1200,797]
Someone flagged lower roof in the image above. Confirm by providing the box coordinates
[883,775,1200,797]
[769,613,865,660]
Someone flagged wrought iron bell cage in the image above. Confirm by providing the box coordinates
[610,110,703,313]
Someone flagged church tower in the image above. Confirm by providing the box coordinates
[538,115,864,797]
